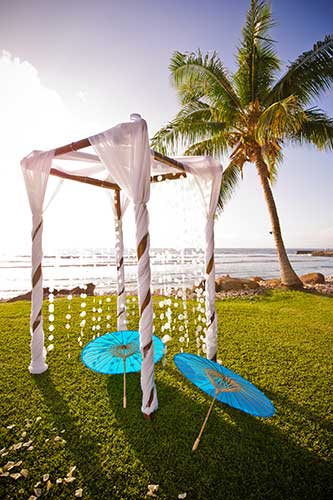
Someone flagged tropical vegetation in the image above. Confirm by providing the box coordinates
[151,0,333,288]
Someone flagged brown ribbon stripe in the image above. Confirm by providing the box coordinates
[207,311,215,328]
[32,308,42,332]
[32,220,43,241]
[117,308,125,318]
[140,289,151,316]
[137,233,148,260]
[143,339,152,358]
[147,387,154,408]
[32,264,42,288]
[117,257,124,271]
[206,255,214,275]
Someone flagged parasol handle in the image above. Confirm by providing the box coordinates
[123,358,127,409]
[192,391,218,452]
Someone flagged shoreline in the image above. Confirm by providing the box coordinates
[1,248,333,302]
[2,273,332,303]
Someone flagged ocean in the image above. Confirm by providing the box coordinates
[1,248,332,300]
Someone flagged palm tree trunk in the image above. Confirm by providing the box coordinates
[254,147,303,288]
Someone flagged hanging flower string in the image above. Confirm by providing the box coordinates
[78,290,87,347]
[66,294,72,358]
[47,289,55,353]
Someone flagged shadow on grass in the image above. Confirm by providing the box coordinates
[107,370,332,500]
[33,371,114,499]
[264,387,333,434]
[299,287,333,299]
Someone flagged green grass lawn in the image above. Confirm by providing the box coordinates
[0,290,332,499]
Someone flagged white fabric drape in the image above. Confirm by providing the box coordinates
[172,156,223,360]
[21,149,55,374]
[89,115,157,415]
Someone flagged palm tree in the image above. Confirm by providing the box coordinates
[151,0,333,288]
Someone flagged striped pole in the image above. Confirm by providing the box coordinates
[114,190,127,331]
[21,150,54,374]
[135,203,157,417]
[29,213,48,373]
[205,215,218,362]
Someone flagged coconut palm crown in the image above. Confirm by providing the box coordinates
[151,0,333,287]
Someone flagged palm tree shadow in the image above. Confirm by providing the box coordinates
[107,370,332,500]
[33,371,114,499]
[264,387,333,433]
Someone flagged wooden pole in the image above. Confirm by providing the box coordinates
[50,167,120,190]
[123,358,127,409]
[53,136,187,173]
[192,391,218,451]
[50,167,186,191]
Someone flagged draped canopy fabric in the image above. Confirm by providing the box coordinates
[21,114,223,413]
[21,149,55,374]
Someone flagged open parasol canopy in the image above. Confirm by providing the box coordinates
[81,330,164,408]
[174,353,275,450]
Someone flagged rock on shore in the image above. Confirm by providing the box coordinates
[6,283,95,303]
[296,249,333,257]
[300,273,325,285]
[4,274,333,303]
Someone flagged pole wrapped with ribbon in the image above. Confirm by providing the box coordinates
[21,150,54,374]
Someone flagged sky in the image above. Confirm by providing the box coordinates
[0,0,332,252]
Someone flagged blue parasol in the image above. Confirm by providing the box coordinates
[81,330,164,408]
[174,353,275,450]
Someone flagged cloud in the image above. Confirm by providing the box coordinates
[0,50,73,155]
[77,90,88,102]
[0,51,75,252]
[0,51,127,254]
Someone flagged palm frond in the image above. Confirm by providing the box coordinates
[170,50,241,114]
[256,95,306,143]
[217,158,243,213]
[183,132,229,158]
[235,0,280,105]
[150,103,228,155]
[266,35,333,106]
[262,141,283,184]
[290,107,333,150]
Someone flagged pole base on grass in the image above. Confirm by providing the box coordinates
[143,412,155,421]
[29,362,48,374]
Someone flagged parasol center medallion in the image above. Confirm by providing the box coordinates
[110,342,138,359]
[205,368,240,393]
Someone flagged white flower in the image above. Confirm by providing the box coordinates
[146,484,159,497]
[161,334,172,344]
[10,472,21,480]
[20,469,29,478]
[4,461,15,471]
[64,476,76,483]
